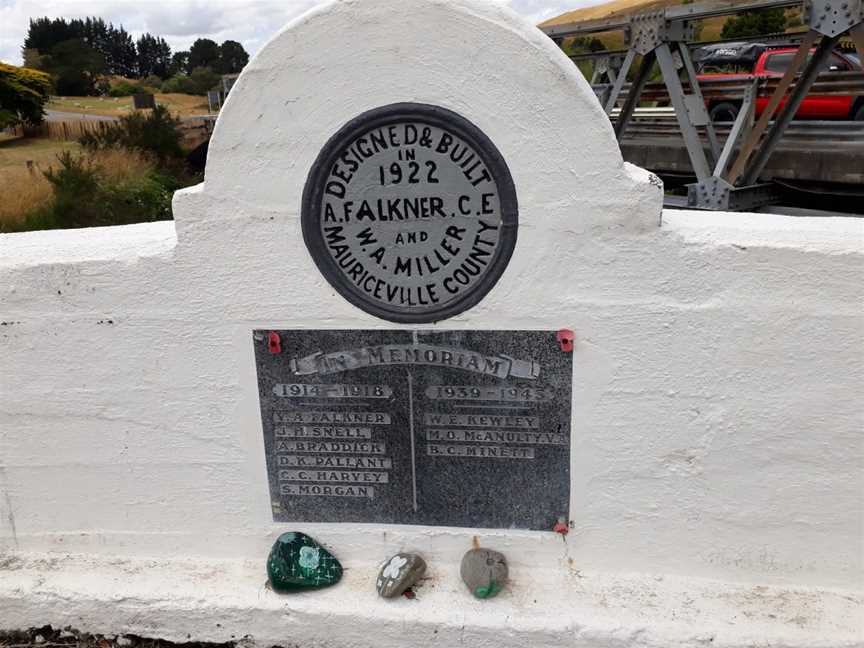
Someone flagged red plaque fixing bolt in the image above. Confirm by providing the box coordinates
[553,517,570,535]
[556,329,575,353]
[268,331,281,354]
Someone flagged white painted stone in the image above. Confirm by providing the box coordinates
[1,0,862,645]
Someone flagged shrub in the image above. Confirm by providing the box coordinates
[0,62,52,128]
[40,151,102,226]
[10,149,177,231]
[161,73,196,94]
[162,67,219,95]
[108,80,138,97]
[98,170,174,224]
[188,66,220,95]
[142,74,163,91]
[79,104,184,163]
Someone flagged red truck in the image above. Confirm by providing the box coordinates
[694,42,864,122]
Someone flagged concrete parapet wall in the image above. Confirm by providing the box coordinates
[1,0,862,645]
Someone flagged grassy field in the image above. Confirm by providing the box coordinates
[0,134,80,172]
[0,135,83,231]
[48,93,210,118]
[0,135,176,233]
[541,0,669,25]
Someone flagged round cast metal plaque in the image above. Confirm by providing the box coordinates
[301,103,518,323]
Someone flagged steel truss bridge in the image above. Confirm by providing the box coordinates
[541,0,864,212]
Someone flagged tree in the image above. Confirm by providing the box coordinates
[22,48,49,70]
[188,38,220,71]
[217,40,249,74]
[0,62,52,128]
[154,37,172,78]
[137,33,172,78]
[107,25,137,77]
[23,17,77,53]
[42,39,105,96]
[567,36,606,55]
[80,17,110,64]
[136,34,159,77]
[189,66,220,94]
[721,8,788,39]
[24,16,138,79]
[169,51,190,76]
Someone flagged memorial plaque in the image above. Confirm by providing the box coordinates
[301,103,518,323]
[254,330,572,530]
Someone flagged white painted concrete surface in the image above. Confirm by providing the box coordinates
[1,0,862,645]
[2,551,862,648]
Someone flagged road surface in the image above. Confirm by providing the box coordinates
[45,110,118,122]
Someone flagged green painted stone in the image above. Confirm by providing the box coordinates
[266,532,343,592]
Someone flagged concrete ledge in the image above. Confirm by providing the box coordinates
[1,552,861,648]
[662,209,864,254]
[0,221,177,270]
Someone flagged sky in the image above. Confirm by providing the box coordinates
[0,0,603,67]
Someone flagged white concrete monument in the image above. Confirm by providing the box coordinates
[1,0,862,646]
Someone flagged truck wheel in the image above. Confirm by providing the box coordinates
[709,102,740,123]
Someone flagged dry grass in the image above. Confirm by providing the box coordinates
[0,136,77,231]
[88,148,156,183]
[0,167,53,231]
[540,0,671,26]
[48,93,210,118]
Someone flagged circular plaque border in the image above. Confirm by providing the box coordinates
[301,102,518,324]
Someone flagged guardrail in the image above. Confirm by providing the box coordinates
[618,119,864,188]
[618,117,864,146]
[596,71,864,103]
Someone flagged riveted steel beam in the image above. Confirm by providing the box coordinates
[804,0,863,37]
[742,32,843,185]
[725,30,820,185]
[656,43,712,180]
[604,48,636,114]
[713,79,758,178]
[614,50,655,138]
[686,176,781,210]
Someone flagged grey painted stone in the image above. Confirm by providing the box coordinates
[460,548,508,599]
[254,329,573,530]
[376,552,426,598]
